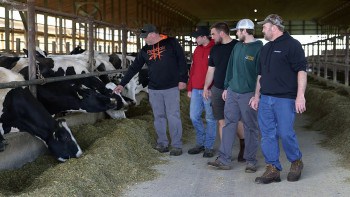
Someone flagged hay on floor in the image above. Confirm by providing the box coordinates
[0,91,194,196]
[306,76,350,169]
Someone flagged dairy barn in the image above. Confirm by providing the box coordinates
[0,0,350,196]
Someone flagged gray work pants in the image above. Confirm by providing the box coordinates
[149,87,183,148]
[218,89,259,165]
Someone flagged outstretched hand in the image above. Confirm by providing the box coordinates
[113,85,124,94]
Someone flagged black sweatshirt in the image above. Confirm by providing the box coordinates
[258,32,307,99]
[120,36,188,90]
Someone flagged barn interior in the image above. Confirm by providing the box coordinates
[0,0,350,196]
[29,0,350,34]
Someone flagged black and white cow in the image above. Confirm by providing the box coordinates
[0,67,82,161]
[70,45,85,55]
[20,48,145,117]
[0,55,131,118]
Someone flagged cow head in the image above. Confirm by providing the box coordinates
[47,119,82,162]
[108,53,122,70]
[70,46,85,55]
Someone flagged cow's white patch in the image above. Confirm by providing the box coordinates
[106,109,126,119]
[52,58,89,74]
[105,82,117,90]
[61,121,83,158]
[12,58,29,73]
[36,46,47,57]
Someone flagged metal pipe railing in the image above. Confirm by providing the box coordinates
[0,68,128,89]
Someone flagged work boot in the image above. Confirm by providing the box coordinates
[154,144,169,153]
[207,157,232,170]
[287,159,304,182]
[188,145,204,154]
[255,164,281,184]
[203,148,214,158]
[170,147,183,156]
[245,162,257,173]
[237,139,246,162]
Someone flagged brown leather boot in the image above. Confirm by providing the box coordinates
[255,164,281,184]
[287,159,303,182]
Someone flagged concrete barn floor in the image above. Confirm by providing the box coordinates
[123,115,350,197]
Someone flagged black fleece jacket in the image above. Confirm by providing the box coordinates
[258,32,307,99]
[120,37,188,90]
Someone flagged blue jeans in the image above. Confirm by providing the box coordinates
[258,95,302,171]
[190,89,217,149]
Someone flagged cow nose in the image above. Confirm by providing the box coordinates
[76,149,83,157]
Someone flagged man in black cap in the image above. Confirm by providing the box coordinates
[187,26,216,157]
[114,24,188,156]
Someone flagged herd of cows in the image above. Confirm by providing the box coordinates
[0,46,149,162]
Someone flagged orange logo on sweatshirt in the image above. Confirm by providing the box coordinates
[147,44,166,61]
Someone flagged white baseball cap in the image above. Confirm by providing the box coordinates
[231,19,255,31]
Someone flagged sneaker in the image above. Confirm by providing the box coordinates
[188,145,204,154]
[255,164,281,184]
[207,157,232,170]
[203,148,214,158]
[245,163,257,173]
[287,159,304,182]
[154,144,169,153]
[170,148,183,156]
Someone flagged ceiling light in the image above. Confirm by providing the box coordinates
[254,9,257,13]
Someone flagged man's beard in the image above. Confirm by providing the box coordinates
[215,37,223,44]
[239,35,245,42]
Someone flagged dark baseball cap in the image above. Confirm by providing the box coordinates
[139,24,157,38]
[191,26,210,38]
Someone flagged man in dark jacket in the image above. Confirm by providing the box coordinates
[250,14,307,184]
[114,24,188,156]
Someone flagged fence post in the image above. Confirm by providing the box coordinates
[122,25,127,69]
[52,41,56,54]
[66,42,70,54]
[333,37,337,83]
[324,39,328,79]
[345,33,349,86]
[27,0,37,97]
[317,41,320,77]
[16,38,21,54]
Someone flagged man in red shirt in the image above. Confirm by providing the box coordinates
[187,26,217,157]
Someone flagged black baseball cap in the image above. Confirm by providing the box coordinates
[139,24,157,38]
[191,26,210,38]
